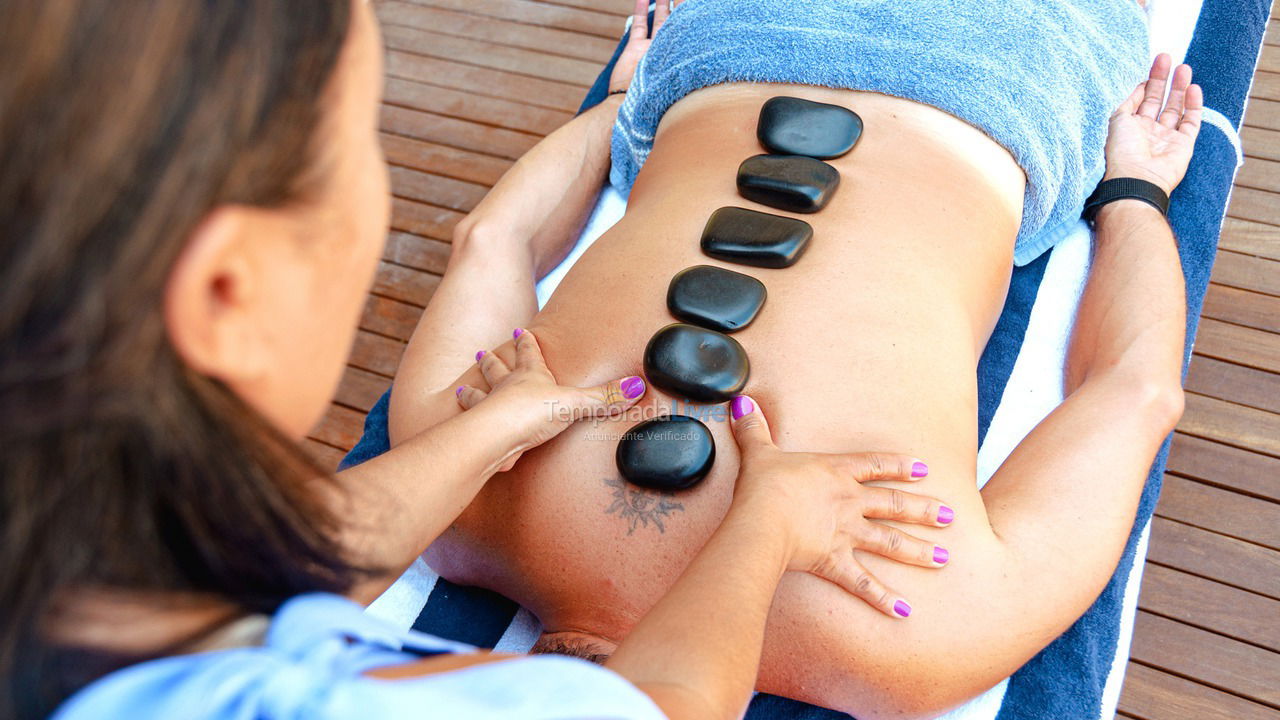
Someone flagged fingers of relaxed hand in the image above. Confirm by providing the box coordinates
[728,395,775,456]
[1180,83,1204,137]
[861,487,954,528]
[858,523,949,568]
[1117,80,1146,116]
[1158,64,1193,129]
[455,385,488,410]
[1138,53,1172,119]
[653,0,671,32]
[628,0,649,42]
[820,557,913,619]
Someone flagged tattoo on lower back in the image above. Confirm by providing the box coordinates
[603,476,685,535]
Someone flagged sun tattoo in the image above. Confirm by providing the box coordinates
[603,476,685,535]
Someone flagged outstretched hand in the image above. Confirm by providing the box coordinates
[1104,53,1203,195]
[609,0,675,93]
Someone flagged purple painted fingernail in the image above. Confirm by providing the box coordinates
[456,386,464,397]
[933,546,949,565]
[475,350,486,362]
[894,600,912,618]
[911,461,929,478]
[937,505,954,525]
[731,395,754,420]
[513,328,524,340]
[621,376,645,399]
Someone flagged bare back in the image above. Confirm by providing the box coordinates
[427,84,1029,713]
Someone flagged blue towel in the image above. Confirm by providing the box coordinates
[609,0,1148,267]
[344,0,1268,716]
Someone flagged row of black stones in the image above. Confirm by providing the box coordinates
[616,96,864,492]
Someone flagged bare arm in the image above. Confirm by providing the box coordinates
[387,94,625,445]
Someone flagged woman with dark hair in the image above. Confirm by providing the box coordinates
[0,1,952,718]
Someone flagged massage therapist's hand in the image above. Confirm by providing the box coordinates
[726,395,953,619]
[456,329,647,470]
[609,0,675,93]
[1104,53,1203,195]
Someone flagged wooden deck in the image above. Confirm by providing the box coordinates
[309,2,1280,716]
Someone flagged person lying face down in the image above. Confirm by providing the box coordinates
[385,2,1201,718]
[0,1,958,719]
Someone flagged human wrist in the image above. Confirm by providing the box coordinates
[725,489,797,572]
[1102,166,1174,196]
[1094,197,1167,228]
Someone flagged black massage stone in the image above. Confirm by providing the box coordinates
[736,154,840,213]
[700,206,813,269]
[643,323,750,403]
[667,265,766,333]
[757,96,863,159]
[616,415,716,491]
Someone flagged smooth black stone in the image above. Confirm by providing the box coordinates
[643,323,750,403]
[737,154,840,213]
[616,415,716,491]
[667,265,767,333]
[757,96,863,159]
[700,206,812,269]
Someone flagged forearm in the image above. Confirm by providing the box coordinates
[607,501,791,720]
[455,94,623,277]
[333,402,518,603]
[980,201,1185,636]
[388,98,622,442]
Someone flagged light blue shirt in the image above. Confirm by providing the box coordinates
[53,593,667,720]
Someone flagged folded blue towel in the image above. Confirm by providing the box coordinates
[610,0,1148,266]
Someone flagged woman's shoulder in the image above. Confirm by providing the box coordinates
[52,593,665,720]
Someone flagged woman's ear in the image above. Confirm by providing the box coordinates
[164,206,272,384]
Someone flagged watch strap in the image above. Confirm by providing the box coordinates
[1082,177,1169,225]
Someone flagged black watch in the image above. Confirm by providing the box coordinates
[1082,177,1170,227]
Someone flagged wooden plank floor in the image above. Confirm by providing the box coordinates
[311,2,1280,717]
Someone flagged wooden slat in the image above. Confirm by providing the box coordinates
[382,133,511,186]
[1228,185,1280,226]
[384,76,572,136]
[383,231,452,275]
[1178,392,1280,457]
[529,0,630,19]
[1167,432,1280,503]
[1245,96,1280,132]
[1193,317,1280,374]
[1118,663,1279,720]
[378,1,617,61]
[1147,516,1280,599]
[407,0,622,39]
[1268,18,1280,45]
[1218,217,1280,262]
[389,165,488,213]
[372,260,443,308]
[308,403,368,451]
[348,329,405,378]
[360,293,423,342]
[1260,42,1280,75]
[1156,474,1280,550]
[1129,612,1280,708]
[1185,355,1280,415]
[389,196,463,242]
[382,23,603,87]
[1201,283,1280,333]
[334,366,391,415]
[1252,70,1280,103]
[1137,564,1280,652]
[1242,126,1280,163]
[386,50,582,112]
[1236,155,1280,193]
[1209,249,1280,296]
[381,104,539,161]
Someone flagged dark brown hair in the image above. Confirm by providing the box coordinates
[0,1,359,717]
